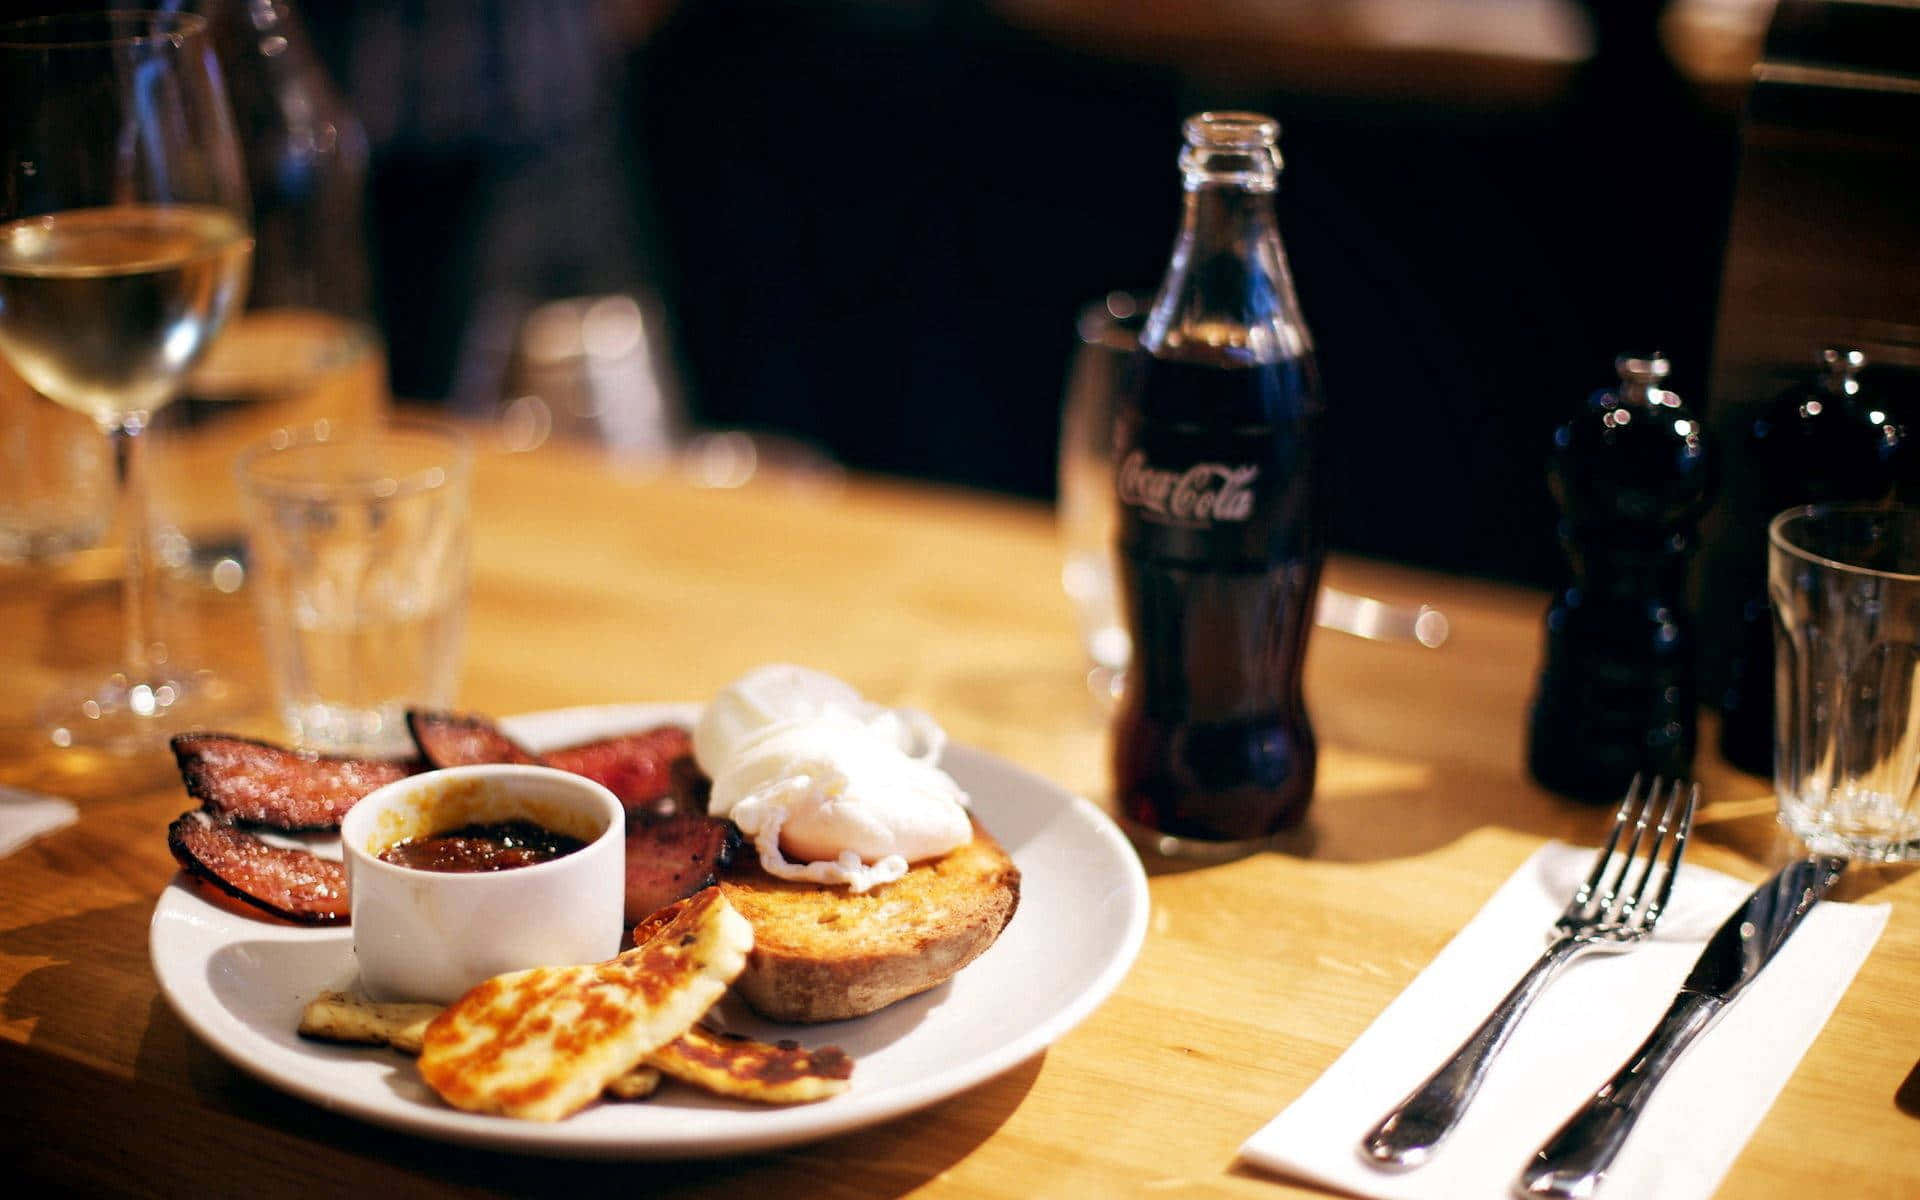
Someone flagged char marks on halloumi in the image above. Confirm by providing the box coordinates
[649,1023,852,1103]
[297,987,853,1105]
[416,888,752,1121]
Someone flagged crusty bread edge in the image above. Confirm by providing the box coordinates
[722,828,1021,1024]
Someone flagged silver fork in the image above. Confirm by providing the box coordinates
[1359,776,1699,1170]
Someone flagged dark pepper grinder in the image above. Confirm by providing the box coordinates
[1716,348,1905,773]
[1528,353,1712,803]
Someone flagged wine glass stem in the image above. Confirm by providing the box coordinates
[106,415,160,681]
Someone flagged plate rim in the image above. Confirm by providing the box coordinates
[148,702,1150,1159]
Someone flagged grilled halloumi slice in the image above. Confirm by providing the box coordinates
[297,990,664,1098]
[299,990,442,1055]
[416,888,753,1121]
[649,1023,852,1103]
[298,986,852,1106]
[602,1064,664,1100]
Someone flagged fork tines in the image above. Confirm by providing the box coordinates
[1575,776,1698,929]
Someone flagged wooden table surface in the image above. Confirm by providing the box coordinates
[2,432,1916,1197]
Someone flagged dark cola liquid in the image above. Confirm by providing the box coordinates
[1113,350,1325,843]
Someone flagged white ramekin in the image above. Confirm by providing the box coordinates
[341,763,625,1003]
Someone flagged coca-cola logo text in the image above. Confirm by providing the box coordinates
[1117,450,1259,523]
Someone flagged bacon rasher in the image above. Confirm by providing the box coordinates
[409,711,694,816]
[167,810,350,925]
[172,733,420,832]
[404,710,539,769]
[166,715,724,926]
[623,813,739,926]
[546,726,693,816]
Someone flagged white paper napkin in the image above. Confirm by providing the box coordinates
[1240,843,1889,1200]
[0,784,78,858]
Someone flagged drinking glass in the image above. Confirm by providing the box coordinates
[1058,292,1146,704]
[0,12,253,752]
[236,420,472,756]
[1770,503,1920,860]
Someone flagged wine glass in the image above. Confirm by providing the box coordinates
[0,12,253,752]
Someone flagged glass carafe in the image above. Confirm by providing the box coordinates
[149,0,387,591]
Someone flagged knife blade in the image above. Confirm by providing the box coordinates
[1514,854,1847,1200]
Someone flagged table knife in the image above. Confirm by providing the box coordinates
[1315,587,1449,648]
[1514,854,1848,1200]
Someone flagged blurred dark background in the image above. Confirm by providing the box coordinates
[617,0,1748,586]
[4,0,1787,585]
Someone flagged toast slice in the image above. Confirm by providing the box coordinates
[718,818,1020,1023]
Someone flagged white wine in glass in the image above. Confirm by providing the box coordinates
[0,13,254,752]
[0,206,251,422]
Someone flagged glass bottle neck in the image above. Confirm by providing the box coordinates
[1176,184,1282,258]
[1144,182,1308,365]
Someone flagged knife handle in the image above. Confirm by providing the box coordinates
[1515,990,1725,1199]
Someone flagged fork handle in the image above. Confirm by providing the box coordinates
[1515,990,1724,1198]
[1361,934,1586,1169]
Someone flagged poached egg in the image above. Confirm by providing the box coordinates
[695,665,970,892]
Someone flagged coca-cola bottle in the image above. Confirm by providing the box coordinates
[1111,112,1327,852]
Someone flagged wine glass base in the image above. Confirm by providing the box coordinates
[41,668,244,756]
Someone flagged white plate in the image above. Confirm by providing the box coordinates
[149,703,1150,1159]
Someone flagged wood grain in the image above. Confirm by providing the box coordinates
[3,429,1916,1197]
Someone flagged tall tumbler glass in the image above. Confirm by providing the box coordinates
[1058,292,1147,704]
[237,420,471,755]
[1770,503,1920,860]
